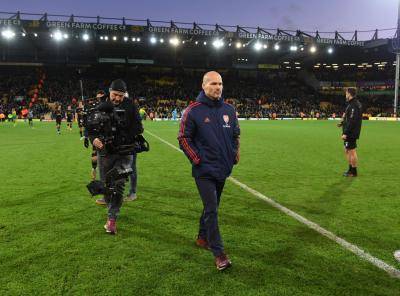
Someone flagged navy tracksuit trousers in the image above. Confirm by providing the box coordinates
[195,177,226,257]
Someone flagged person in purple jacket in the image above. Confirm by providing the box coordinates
[178,71,240,271]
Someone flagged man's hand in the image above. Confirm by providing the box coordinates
[84,137,89,148]
[93,138,104,149]
[341,134,347,140]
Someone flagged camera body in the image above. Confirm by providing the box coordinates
[84,102,132,153]
[81,97,101,128]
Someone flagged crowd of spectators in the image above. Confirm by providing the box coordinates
[0,65,397,121]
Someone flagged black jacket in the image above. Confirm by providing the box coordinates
[343,98,362,139]
[117,97,144,145]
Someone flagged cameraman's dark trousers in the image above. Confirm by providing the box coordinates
[98,153,133,219]
[195,177,225,257]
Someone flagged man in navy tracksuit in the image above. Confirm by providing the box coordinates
[178,71,240,271]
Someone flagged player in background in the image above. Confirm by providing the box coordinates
[172,108,178,121]
[28,109,34,128]
[12,108,17,127]
[66,106,73,131]
[139,107,147,120]
[55,109,62,135]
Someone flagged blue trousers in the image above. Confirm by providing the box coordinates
[195,178,225,257]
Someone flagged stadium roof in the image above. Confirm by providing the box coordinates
[0,12,396,68]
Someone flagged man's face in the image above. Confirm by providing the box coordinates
[345,90,351,101]
[109,90,125,105]
[202,74,223,100]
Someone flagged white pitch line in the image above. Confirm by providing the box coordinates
[145,130,400,279]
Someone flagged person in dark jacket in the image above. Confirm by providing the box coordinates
[178,71,240,271]
[91,79,143,234]
[338,87,362,177]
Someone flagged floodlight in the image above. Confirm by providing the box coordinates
[169,37,180,46]
[212,39,224,49]
[254,42,262,51]
[1,30,15,39]
[53,31,63,41]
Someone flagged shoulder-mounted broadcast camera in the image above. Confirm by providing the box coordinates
[84,100,150,154]
[85,101,132,153]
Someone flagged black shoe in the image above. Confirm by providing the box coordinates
[343,171,357,177]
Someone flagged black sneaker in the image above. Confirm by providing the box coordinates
[343,171,357,177]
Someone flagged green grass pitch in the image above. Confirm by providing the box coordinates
[0,120,399,295]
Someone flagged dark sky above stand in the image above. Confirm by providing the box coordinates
[1,0,398,39]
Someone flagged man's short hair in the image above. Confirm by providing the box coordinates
[96,90,105,95]
[346,87,357,98]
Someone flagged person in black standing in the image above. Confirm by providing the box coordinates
[338,87,362,177]
[66,106,73,131]
[55,108,62,135]
[28,110,34,128]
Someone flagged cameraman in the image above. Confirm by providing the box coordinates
[90,79,143,234]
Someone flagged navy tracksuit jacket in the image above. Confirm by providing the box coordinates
[178,91,240,180]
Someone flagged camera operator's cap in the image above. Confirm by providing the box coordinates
[109,79,127,93]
